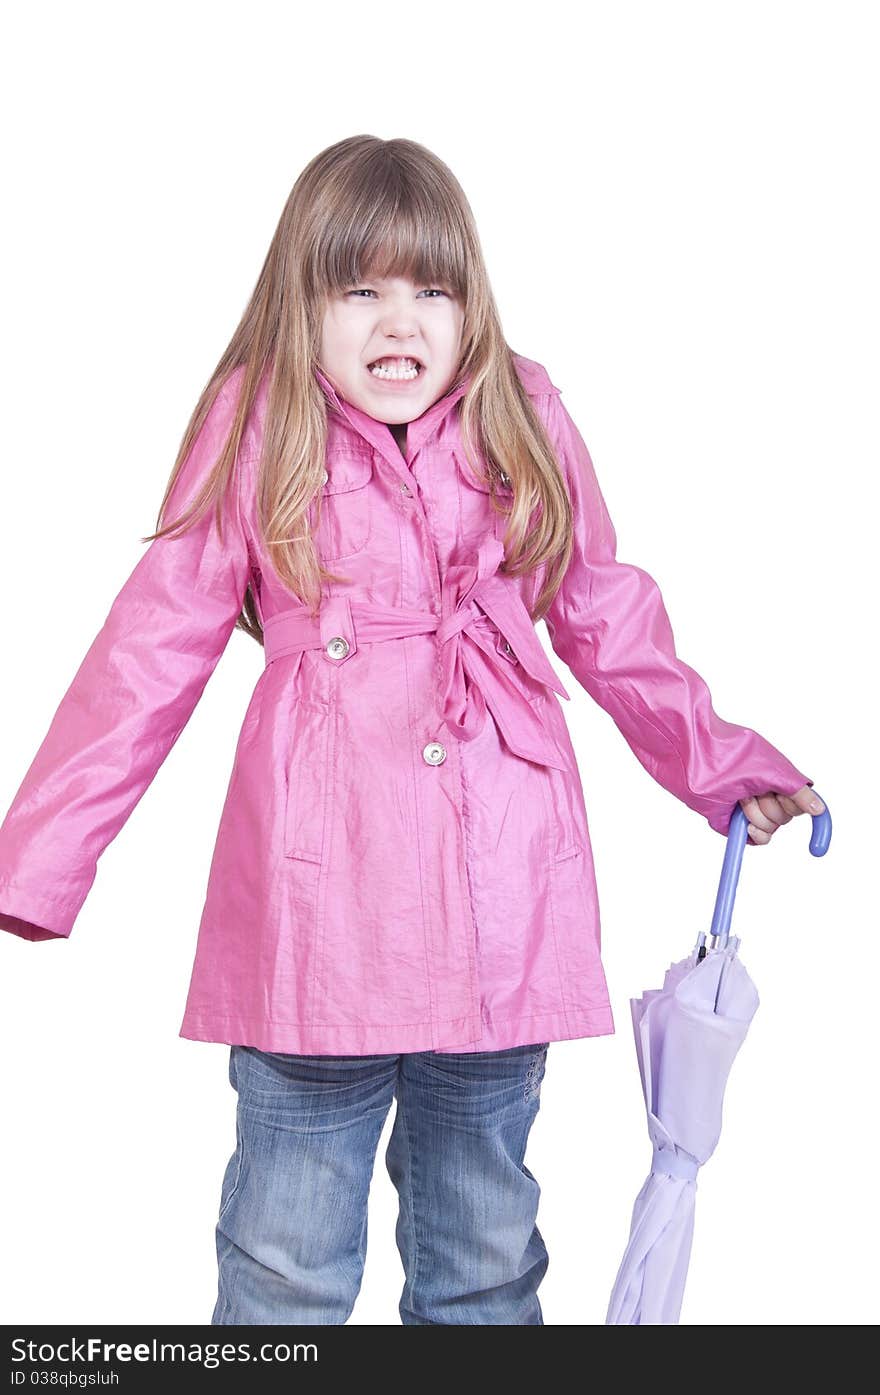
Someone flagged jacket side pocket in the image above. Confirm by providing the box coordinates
[284,699,332,863]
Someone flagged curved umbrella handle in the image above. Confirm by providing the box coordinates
[706,793,832,948]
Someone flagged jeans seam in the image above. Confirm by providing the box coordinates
[217,1116,244,1225]
[213,1231,239,1324]
[397,1091,422,1307]
[218,1057,246,1228]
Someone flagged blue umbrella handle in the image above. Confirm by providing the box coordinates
[704,792,832,949]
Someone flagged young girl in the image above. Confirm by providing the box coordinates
[0,135,821,1326]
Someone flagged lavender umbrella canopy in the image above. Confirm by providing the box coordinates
[606,799,832,1326]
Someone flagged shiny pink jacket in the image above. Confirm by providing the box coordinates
[0,355,811,1053]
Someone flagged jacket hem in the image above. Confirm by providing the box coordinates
[178,1004,615,1055]
[434,1004,616,1053]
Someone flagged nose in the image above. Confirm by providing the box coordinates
[379,294,419,339]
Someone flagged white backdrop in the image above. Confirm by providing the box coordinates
[0,0,873,1326]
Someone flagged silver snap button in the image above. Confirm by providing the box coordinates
[400,481,412,495]
[321,468,329,485]
[503,640,514,656]
[422,741,447,766]
[499,469,512,487]
[326,636,350,660]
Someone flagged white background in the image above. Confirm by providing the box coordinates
[1,0,874,1327]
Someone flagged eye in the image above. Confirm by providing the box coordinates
[344,286,450,299]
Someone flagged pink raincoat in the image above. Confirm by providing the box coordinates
[0,355,811,1053]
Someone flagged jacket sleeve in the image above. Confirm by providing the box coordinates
[0,379,253,941]
[541,390,812,836]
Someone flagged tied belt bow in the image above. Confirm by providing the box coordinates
[262,537,570,770]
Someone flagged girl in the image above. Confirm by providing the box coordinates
[0,135,821,1326]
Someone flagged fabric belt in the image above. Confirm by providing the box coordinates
[651,1145,701,1183]
[262,537,571,770]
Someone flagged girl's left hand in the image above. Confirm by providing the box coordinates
[739,785,825,845]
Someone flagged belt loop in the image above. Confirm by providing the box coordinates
[319,596,357,663]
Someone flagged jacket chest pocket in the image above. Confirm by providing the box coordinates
[312,451,374,562]
[284,698,333,863]
[452,448,513,545]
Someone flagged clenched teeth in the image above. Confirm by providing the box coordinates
[368,356,422,380]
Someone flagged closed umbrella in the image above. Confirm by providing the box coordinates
[606,796,832,1326]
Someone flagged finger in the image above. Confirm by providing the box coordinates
[739,796,774,845]
[777,793,800,818]
[788,784,826,816]
[739,796,776,835]
[755,793,793,827]
[746,824,772,846]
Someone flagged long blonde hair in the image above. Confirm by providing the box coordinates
[144,135,574,643]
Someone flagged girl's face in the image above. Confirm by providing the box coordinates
[319,275,465,426]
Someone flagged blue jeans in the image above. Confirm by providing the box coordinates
[211,1043,550,1325]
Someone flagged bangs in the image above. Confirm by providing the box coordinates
[311,171,470,299]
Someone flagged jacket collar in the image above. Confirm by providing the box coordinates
[314,364,472,472]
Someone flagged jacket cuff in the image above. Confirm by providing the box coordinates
[0,879,84,940]
[705,774,813,837]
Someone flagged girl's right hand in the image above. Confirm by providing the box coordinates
[739,785,825,845]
